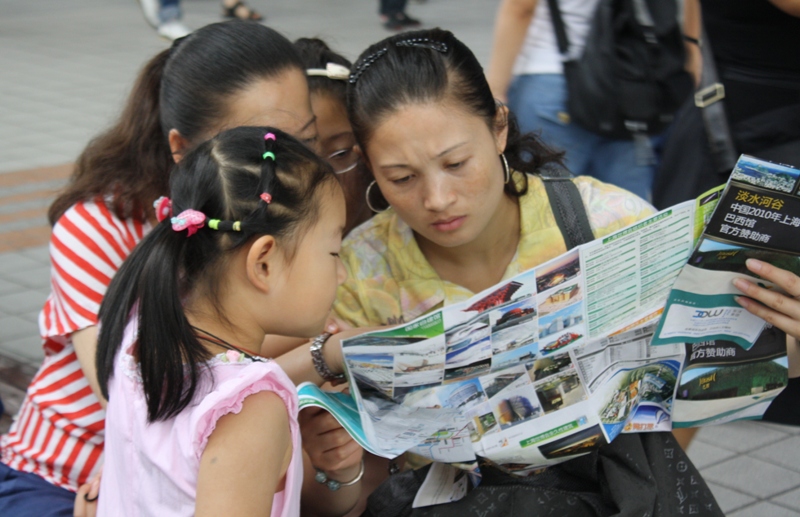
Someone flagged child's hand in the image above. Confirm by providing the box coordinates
[733,259,800,341]
[73,468,101,517]
[299,406,363,476]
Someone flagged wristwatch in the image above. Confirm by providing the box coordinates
[310,332,346,385]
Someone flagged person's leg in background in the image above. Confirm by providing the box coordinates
[507,73,599,177]
[137,0,190,41]
[509,73,657,200]
[379,0,421,30]
[584,134,660,201]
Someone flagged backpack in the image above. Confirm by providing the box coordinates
[547,0,693,140]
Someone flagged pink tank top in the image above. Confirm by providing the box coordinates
[98,323,302,517]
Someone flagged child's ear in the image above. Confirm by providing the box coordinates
[168,129,190,164]
[245,235,279,293]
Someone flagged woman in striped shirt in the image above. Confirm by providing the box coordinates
[0,20,343,516]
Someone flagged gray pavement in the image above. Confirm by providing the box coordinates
[1,0,798,514]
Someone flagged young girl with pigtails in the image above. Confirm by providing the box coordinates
[93,126,354,516]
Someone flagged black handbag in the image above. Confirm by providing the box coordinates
[546,0,692,140]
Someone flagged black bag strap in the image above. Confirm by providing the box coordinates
[546,0,571,56]
[538,163,595,249]
[695,25,738,173]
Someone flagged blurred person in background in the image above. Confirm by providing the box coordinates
[487,0,699,201]
[137,0,263,40]
[653,0,800,209]
[379,0,422,30]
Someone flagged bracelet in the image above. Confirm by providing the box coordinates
[683,35,701,47]
[310,332,346,385]
[314,460,365,491]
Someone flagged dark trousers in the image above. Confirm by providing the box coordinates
[0,463,75,517]
[380,0,408,15]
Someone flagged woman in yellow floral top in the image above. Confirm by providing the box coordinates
[334,174,652,329]
[294,28,729,517]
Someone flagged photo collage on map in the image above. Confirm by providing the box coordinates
[595,360,681,439]
[343,248,591,445]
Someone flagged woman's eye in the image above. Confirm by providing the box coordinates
[446,160,465,170]
[392,175,412,185]
[330,252,340,258]
[329,148,352,160]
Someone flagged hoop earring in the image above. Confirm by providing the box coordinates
[365,180,389,213]
[500,153,511,184]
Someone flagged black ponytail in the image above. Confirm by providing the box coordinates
[97,126,336,422]
[49,21,304,226]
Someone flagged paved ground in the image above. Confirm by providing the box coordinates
[1,0,799,514]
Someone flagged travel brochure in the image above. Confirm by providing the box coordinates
[298,155,798,490]
[299,180,720,471]
[653,155,800,427]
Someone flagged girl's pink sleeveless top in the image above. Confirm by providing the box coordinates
[98,322,302,517]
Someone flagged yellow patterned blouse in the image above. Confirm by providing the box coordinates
[334,174,654,328]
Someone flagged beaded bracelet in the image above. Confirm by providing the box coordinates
[314,460,365,491]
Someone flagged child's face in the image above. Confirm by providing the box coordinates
[272,182,347,337]
[310,92,358,175]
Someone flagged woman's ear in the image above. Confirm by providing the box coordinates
[168,129,191,164]
[245,235,279,294]
[493,103,510,155]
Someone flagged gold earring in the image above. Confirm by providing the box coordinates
[500,153,511,184]
[365,180,389,213]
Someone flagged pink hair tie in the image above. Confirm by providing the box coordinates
[153,196,172,222]
[264,133,276,141]
[260,192,272,204]
[171,209,206,237]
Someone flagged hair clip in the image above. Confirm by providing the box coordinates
[260,192,272,204]
[262,151,276,161]
[208,219,242,232]
[153,196,172,223]
[171,209,205,237]
[349,48,388,84]
[264,133,276,141]
[395,38,448,53]
[307,63,351,81]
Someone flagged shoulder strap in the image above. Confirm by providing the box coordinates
[696,24,738,173]
[546,0,571,55]
[538,163,595,249]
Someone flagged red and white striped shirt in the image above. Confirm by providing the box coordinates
[0,199,149,492]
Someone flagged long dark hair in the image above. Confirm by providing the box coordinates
[347,28,564,198]
[96,126,336,423]
[48,21,305,225]
[294,37,373,235]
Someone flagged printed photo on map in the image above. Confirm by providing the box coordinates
[527,352,575,382]
[489,296,538,356]
[436,377,487,411]
[479,365,529,399]
[730,155,800,193]
[537,281,582,316]
[534,370,587,414]
[535,250,581,293]
[491,385,543,430]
